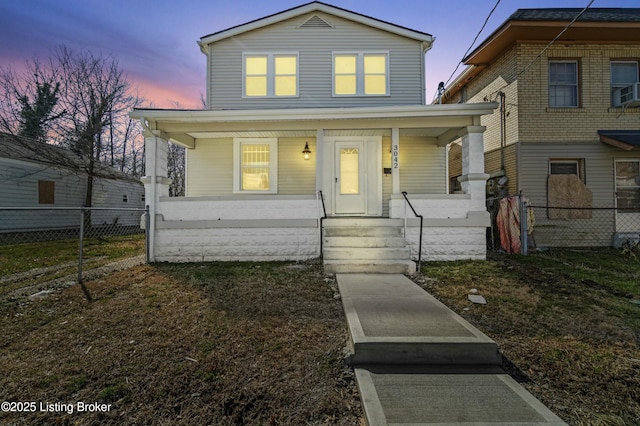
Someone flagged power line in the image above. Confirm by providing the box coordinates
[434,0,501,102]
[516,0,595,80]
[445,0,597,104]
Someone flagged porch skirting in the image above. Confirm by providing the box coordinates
[154,221,320,262]
[147,196,490,263]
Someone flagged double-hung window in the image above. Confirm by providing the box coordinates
[333,52,388,96]
[233,138,278,193]
[244,53,298,97]
[549,60,579,107]
[611,61,639,106]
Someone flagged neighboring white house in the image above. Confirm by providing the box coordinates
[131,1,497,272]
[0,133,144,231]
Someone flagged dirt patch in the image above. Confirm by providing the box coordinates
[0,261,362,425]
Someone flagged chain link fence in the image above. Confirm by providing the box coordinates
[487,195,640,254]
[1,207,148,299]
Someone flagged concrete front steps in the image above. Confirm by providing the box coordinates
[337,274,567,425]
[323,218,416,274]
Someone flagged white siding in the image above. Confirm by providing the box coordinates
[207,12,424,109]
[399,137,446,194]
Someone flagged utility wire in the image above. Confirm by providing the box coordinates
[434,0,501,102]
[516,0,595,80]
[445,0,596,104]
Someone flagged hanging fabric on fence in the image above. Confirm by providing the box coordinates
[497,197,521,253]
[496,196,536,254]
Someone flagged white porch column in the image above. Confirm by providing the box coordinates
[391,127,400,194]
[140,128,172,261]
[458,126,489,211]
[315,129,324,192]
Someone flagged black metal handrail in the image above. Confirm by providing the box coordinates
[317,190,327,257]
[401,191,423,274]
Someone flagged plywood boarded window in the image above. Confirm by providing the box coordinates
[547,173,592,219]
[38,180,55,204]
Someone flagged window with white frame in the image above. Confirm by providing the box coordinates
[549,61,579,107]
[333,52,388,96]
[233,138,278,193]
[611,61,639,105]
[243,53,298,97]
[615,160,640,211]
[549,159,584,182]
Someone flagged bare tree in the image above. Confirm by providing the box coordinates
[51,46,136,209]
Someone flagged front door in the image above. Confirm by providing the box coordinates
[335,141,366,214]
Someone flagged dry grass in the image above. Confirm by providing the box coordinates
[417,249,640,425]
[0,261,362,425]
[2,248,638,425]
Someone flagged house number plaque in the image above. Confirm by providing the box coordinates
[392,144,399,169]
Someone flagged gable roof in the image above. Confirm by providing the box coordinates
[464,8,640,66]
[198,1,433,49]
[0,133,140,183]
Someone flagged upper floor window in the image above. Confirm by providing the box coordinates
[549,61,579,108]
[333,52,388,96]
[611,61,639,105]
[243,53,298,98]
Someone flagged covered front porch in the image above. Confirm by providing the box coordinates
[131,103,497,264]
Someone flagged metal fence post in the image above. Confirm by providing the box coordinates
[520,197,529,256]
[78,208,85,283]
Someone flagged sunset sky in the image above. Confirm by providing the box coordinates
[1,0,637,109]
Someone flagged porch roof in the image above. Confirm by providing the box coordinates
[598,130,640,151]
[130,103,497,148]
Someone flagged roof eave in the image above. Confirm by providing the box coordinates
[198,1,433,47]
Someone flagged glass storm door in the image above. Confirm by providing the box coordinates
[335,141,366,214]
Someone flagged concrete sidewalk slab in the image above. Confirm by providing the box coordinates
[355,365,567,425]
[337,274,501,365]
[336,273,567,425]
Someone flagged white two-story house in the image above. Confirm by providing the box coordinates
[131,1,496,272]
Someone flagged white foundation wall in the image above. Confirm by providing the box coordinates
[389,195,489,261]
[404,226,487,261]
[154,226,320,262]
[151,196,321,262]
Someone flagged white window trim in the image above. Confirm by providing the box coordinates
[610,61,639,105]
[332,51,390,97]
[549,159,584,181]
[614,159,640,211]
[233,138,278,194]
[610,61,639,88]
[549,60,579,108]
[242,52,299,98]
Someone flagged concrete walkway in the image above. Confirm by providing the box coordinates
[336,273,567,425]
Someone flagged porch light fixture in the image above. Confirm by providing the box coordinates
[302,141,311,160]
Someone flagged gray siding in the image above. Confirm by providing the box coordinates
[207,12,424,109]
[0,157,144,230]
[518,142,639,246]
